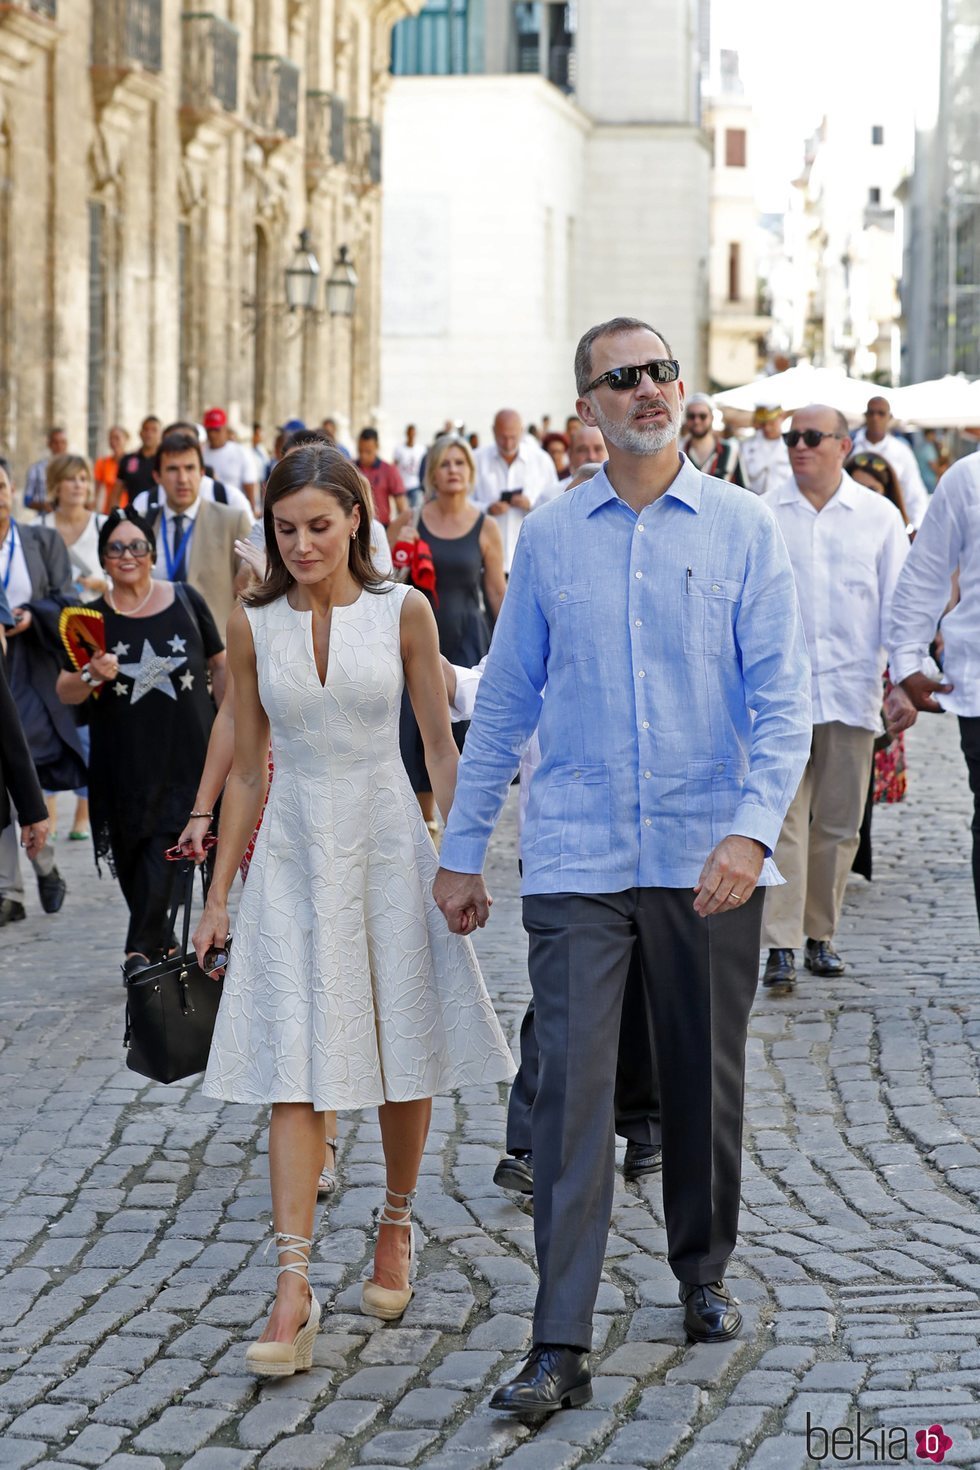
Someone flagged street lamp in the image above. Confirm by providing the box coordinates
[326,245,358,318]
[285,229,320,313]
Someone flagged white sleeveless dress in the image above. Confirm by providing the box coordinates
[203,583,515,1111]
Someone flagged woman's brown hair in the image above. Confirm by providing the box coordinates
[47,453,92,507]
[244,442,389,608]
[845,453,909,525]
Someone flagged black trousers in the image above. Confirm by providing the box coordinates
[958,717,980,930]
[505,947,661,1154]
[114,832,181,958]
[523,886,763,1351]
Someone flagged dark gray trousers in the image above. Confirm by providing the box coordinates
[506,948,661,1153]
[524,886,763,1351]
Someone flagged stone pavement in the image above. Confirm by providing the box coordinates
[1,713,979,1469]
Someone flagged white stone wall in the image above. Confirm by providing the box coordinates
[380,72,710,449]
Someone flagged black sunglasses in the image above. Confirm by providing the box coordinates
[103,540,154,558]
[585,359,681,393]
[782,429,846,449]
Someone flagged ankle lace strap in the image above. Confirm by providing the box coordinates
[374,1187,416,1229]
[264,1230,313,1281]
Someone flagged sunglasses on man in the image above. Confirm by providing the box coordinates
[585,359,681,393]
[782,429,847,449]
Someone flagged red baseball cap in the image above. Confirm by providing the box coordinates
[203,407,227,429]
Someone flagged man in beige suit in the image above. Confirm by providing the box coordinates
[147,431,252,635]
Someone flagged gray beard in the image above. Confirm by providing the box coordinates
[591,397,683,455]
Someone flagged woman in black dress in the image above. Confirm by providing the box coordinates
[398,434,505,832]
[56,509,226,973]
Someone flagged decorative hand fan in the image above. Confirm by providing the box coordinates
[59,606,106,694]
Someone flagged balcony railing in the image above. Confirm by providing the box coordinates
[347,117,382,189]
[92,0,162,72]
[305,90,345,187]
[181,12,239,115]
[0,0,58,18]
[249,54,300,141]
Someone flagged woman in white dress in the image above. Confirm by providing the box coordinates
[193,444,514,1377]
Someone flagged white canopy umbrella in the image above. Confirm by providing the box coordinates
[713,365,883,421]
[890,375,980,429]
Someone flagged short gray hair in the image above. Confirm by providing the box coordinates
[574,317,674,396]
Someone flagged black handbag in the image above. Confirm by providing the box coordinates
[123,863,226,1084]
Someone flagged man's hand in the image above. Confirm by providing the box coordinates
[488,501,509,516]
[20,820,49,861]
[884,683,918,735]
[7,607,31,637]
[433,867,492,935]
[900,670,953,713]
[693,835,766,918]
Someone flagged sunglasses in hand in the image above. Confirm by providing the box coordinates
[585,359,681,393]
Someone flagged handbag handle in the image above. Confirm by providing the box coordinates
[166,860,210,959]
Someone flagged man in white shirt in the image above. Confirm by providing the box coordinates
[392,424,425,509]
[739,405,790,496]
[202,408,258,510]
[535,424,606,508]
[762,405,908,990]
[473,409,557,572]
[851,396,929,528]
[886,450,980,928]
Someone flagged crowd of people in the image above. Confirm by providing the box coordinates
[3,321,980,1415]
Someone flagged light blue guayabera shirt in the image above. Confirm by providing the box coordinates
[440,455,812,895]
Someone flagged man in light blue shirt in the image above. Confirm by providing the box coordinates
[435,316,811,1416]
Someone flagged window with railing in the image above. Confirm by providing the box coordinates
[92,0,162,71]
[249,55,300,139]
[181,13,239,114]
[305,91,345,188]
[391,0,470,75]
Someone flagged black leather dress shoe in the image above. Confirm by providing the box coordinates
[0,897,26,926]
[37,866,66,914]
[489,1345,591,1415]
[680,1280,742,1343]
[623,1141,663,1180]
[804,938,845,975]
[762,948,796,991]
[493,1152,534,1195]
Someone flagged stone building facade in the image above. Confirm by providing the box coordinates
[0,0,420,479]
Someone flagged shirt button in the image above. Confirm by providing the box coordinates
[634,618,642,627]
[637,670,646,678]
[716,763,725,773]
[573,770,581,778]
[635,570,643,579]
[642,720,650,729]
[558,592,567,601]
[711,583,721,592]
[637,524,645,533]
[644,770,651,779]
[644,817,652,827]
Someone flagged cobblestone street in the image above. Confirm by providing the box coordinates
[1,713,979,1469]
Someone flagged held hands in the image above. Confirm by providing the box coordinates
[433,867,493,935]
[176,816,213,864]
[900,670,953,714]
[192,899,231,978]
[693,835,766,918]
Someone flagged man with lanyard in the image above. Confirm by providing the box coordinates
[680,394,745,484]
[145,430,252,634]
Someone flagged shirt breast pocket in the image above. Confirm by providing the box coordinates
[548,581,595,669]
[682,574,740,657]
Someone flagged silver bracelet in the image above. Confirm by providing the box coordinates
[80,665,104,688]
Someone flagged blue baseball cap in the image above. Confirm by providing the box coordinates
[278,418,306,433]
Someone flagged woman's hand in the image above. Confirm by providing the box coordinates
[88,651,119,682]
[388,508,417,542]
[79,573,107,594]
[177,816,213,864]
[7,607,32,636]
[234,538,267,579]
[193,899,231,977]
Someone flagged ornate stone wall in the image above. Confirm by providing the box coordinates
[0,0,419,477]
